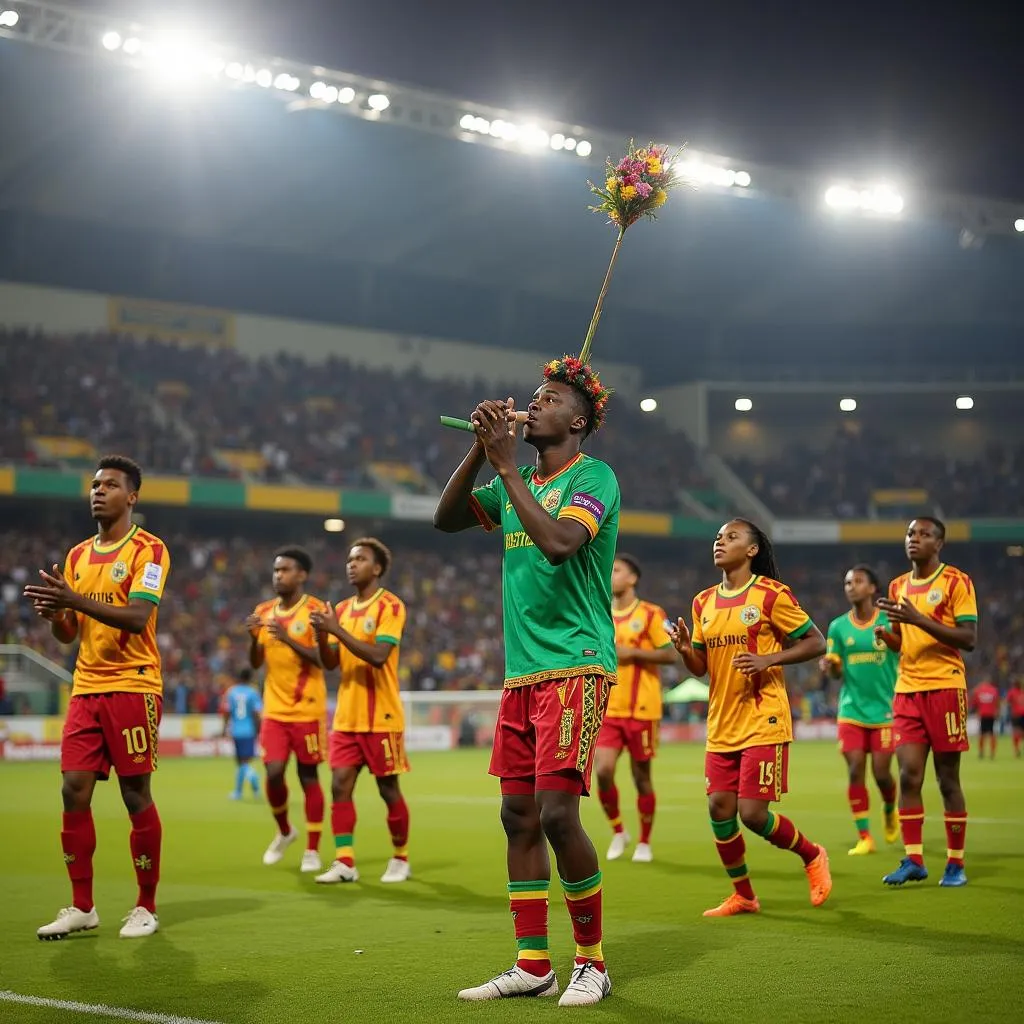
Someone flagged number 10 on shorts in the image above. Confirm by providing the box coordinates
[122,726,148,755]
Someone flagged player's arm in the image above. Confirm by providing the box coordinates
[620,646,678,666]
[433,442,490,532]
[311,603,394,669]
[668,606,708,677]
[24,563,154,635]
[876,593,977,652]
[733,590,826,677]
[502,469,590,565]
[819,620,843,678]
[246,613,265,669]
[267,623,323,668]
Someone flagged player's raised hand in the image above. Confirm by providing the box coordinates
[265,620,287,642]
[310,602,339,638]
[244,612,264,637]
[667,617,693,656]
[876,596,923,627]
[471,399,518,471]
[24,564,76,611]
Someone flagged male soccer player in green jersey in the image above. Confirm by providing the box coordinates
[434,355,619,1008]
[820,564,899,855]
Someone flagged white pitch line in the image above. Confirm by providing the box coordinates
[0,991,227,1024]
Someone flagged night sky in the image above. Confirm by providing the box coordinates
[81,0,1023,200]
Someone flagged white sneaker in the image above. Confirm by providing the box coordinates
[315,860,360,884]
[606,830,631,861]
[457,965,559,1001]
[262,828,298,866]
[558,961,611,1007]
[632,842,653,863]
[119,907,159,939]
[36,906,99,941]
[380,857,411,884]
[300,850,323,873]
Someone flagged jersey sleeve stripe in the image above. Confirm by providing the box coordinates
[557,506,599,539]
[954,615,978,622]
[128,590,161,605]
[377,634,400,646]
[787,619,813,639]
[468,494,497,532]
[692,641,706,650]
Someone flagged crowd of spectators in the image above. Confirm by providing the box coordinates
[1,528,1020,718]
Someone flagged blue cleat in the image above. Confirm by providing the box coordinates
[882,857,929,886]
[938,862,967,887]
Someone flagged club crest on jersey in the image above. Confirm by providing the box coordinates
[739,605,761,627]
[845,636,855,646]
[927,588,943,606]
[110,560,128,584]
[291,621,306,637]
[541,488,562,513]
[363,618,377,635]
[630,619,644,633]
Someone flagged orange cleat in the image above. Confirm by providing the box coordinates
[702,893,761,918]
[806,846,833,907]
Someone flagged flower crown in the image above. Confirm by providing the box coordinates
[543,356,612,432]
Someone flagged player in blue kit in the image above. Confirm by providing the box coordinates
[222,668,263,800]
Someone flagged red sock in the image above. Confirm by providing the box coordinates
[129,804,162,914]
[637,792,656,844]
[899,805,925,865]
[508,880,551,977]
[386,798,410,860]
[61,810,96,911]
[944,811,967,867]
[712,818,757,901]
[848,783,871,838]
[598,786,623,833]
[331,800,356,866]
[758,812,819,865]
[302,780,324,852]
[266,780,290,835]
[562,872,605,971]
[1015,733,1022,756]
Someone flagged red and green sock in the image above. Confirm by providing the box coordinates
[508,879,551,977]
[61,810,96,912]
[561,870,605,971]
[848,783,871,839]
[878,779,897,817]
[711,816,756,901]
[598,785,624,834]
[331,800,356,867]
[757,811,819,865]
[899,805,925,865]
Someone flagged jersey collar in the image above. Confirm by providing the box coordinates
[532,452,583,486]
[92,524,139,554]
[352,587,384,611]
[612,597,640,621]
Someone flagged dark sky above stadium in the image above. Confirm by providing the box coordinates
[88,0,1022,199]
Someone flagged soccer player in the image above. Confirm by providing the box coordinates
[820,565,899,855]
[668,519,832,918]
[1008,679,1024,758]
[434,356,618,1007]
[26,455,170,940]
[596,553,675,863]
[876,517,978,888]
[248,547,328,873]
[221,667,263,800]
[310,537,412,885]
[970,679,1000,760]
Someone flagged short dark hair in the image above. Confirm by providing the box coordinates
[615,553,642,580]
[274,545,312,574]
[849,564,880,591]
[97,454,142,493]
[913,516,946,540]
[352,536,392,577]
[239,667,253,684]
[569,388,596,439]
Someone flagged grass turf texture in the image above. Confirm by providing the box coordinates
[2,743,1022,1024]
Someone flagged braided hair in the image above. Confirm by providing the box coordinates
[849,563,880,592]
[735,519,782,582]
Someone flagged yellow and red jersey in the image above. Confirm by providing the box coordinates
[64,525,171,697]
[606,599,671,721]
[691,575,814,753]
[331,588,407,733]
[253,595,328,723]
[888,564,977,693]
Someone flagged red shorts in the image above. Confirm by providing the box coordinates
[705,743,790,802]
[490,675,610,796]
[260,717,326,766]
[597,717,659,762]
[329,730,409,777]
[837,722,895,755]
[893,689,970,753]
[61,692,163,779]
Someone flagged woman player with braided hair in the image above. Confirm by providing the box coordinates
[669,519,833,916]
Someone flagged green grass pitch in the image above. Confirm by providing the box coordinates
[2,742,1022,1023]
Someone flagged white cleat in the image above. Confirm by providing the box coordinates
[262,828,298,866]
[457,965,559,1001]
[380,857,411,884]
[558,961,612,1007]
[36,906,99,941]
[119,907,159,939]
[315,860,360,884]
[606,830,631,861]
[632,842,653,863]
[300,850,323,873]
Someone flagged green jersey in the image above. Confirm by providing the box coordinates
[826,611,898,726]
[470,452,620,688]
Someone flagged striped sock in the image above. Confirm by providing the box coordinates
[561,871,605,971]
[331,800,356,867]
[757,811,819,865]
[508,879,551,977]
[386,798,410,862]
[899,806,925,866]
[598,786,624,834]
[711,816,756,900]
[848,784,871,839]
[944,811,967,867]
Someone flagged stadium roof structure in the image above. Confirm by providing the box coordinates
[2,3,1023,385]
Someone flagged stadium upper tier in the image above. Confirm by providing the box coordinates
[0,43,1022,386]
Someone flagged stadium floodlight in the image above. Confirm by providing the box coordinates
[639,398,658,413]
[225,61,244,80]
[367,93,390,111]
[274,73,300,92]
[122,36,142,55]
[734,170,752,188]
[519,124,549,149]
[0,10,19,28]
[839,397,857,412]
[338,86,355,104]
[1015,218,1024,233]
[323,518,346,533]
[955,395,974,411]
[255,68,273,87]
[101,30,122,51]
[677,156,749,189]
[825,182,904,216]
[309,80,326,99]
[550,132,566,150]
[563,137,577,151]
[734,397,753,412]
[576,140,592,157]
